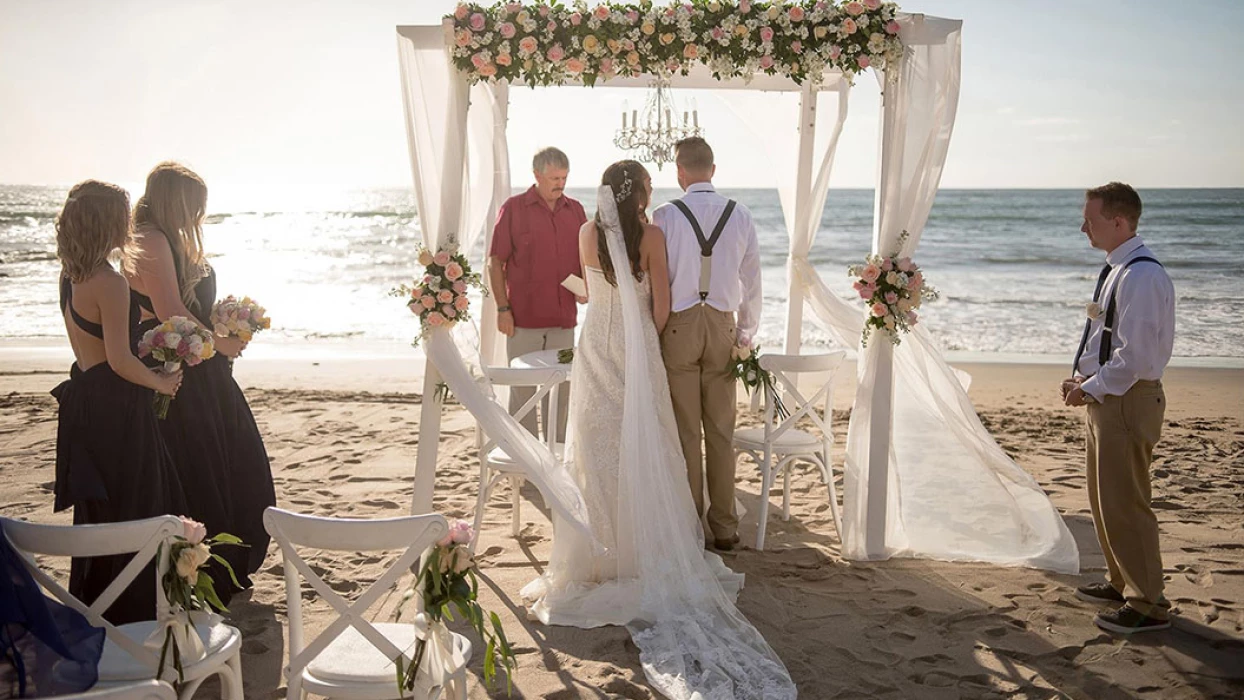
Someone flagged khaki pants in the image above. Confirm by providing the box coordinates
[1085,379,1169,620]
[507,327,573,441]
[661,305,738,541]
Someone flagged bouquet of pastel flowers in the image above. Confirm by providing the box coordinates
[395,520,515,695]
[211,295,271,343]
[729,340,789,420]
[137,316,216,418]
[148,517,243,685]
[392,245,486,346]
[848,238,939,347]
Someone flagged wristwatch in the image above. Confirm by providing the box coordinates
[497,305,511,313]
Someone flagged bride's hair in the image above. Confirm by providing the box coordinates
[595,159,649,286]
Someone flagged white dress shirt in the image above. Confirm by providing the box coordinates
[652,182,763,343]
[1076,236,1176,401]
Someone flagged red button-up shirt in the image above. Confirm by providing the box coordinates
[490,186,586,329]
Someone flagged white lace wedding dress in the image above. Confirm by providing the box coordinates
[522,187,796,700]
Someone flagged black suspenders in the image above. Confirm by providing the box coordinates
[1097,256,1163,366]
[670,198,737,302]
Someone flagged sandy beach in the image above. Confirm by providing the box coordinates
[2,343,1242,699]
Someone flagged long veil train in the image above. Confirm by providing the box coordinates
[595,186,796,699]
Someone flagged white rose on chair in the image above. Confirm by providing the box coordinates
[175,543,212,584]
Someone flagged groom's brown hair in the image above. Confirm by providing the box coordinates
[675,137,714,172]
[1086,182,1142,231]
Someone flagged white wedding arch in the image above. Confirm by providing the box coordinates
[395,3,1079,573]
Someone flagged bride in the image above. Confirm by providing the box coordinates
[521,162,796,699]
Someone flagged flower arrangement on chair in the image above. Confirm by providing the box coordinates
[848,231,939,346]
[394,520,516,696]
[149,517,244,685]
[393,245,486,347]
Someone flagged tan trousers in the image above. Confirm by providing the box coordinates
[507,327,573,441]
[661,305,738,541]
[1085,379,1169,620]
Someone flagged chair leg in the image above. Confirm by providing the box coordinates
[286,674,303,700]
[178,676,208,700]
[510,476,525,538]
[755,451,773,551]
[823,451,843,543]
[227,650,244,700]
[782,461,792,522]
[469,467,493,556]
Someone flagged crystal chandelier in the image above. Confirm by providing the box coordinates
[614,80,702,170]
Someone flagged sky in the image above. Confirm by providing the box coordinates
[1,0,1242,191]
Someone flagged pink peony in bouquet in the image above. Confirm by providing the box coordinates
[392,245,486,346]
[210,295,271,343]
[137,316,215,418]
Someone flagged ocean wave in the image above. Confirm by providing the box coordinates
[0,249,57,263]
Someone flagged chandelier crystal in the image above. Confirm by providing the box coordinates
[614,80,702,170]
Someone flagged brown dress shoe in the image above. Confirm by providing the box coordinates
[712,534,741,551]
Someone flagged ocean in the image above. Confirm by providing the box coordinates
[2,184,1241,363]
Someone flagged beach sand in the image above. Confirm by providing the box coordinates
[2,346,1241,699]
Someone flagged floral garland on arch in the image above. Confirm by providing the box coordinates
[447,1,903,87]
[392,245,487,346]
[848,231,938,346]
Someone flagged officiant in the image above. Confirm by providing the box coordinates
[489,147,586,440]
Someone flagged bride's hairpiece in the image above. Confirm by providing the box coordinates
[614,170,634,204]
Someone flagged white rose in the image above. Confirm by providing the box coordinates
[162,332,182,348]
[175,544,211,583]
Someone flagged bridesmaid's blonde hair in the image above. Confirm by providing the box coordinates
[131,161,209,307]
[56,180,132,283]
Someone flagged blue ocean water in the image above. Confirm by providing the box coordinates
[2,184,1240,360]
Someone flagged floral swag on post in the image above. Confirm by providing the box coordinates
[848,231,938,346]
[393,245,486,346]
[447,0,904,87]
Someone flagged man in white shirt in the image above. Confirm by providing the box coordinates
[653,137,762,551]
[1062,182,1175,634]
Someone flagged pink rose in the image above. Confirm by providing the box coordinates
[180,517,207,544]
[452,280,467,293]
[519,36,538,54]
[479,62,497,78]
[861,263,881,283]
[791,40,802,54]
[177,339,190,356]
[547,20,556,32]
[449,520,474,545]
[683,44,698,59]
[469,12,486,31]
[908,271,924,290]
[538,5,549,17]
[433,251,451,266]
[427,312,445,327]
[858,287,872,300]
[444,262,464,280]
[599,57,614,74]
[471,53,488,69]
[498,22,516,38]
[454,295,470,311]
[881,258,893,271]
[897,257,913,272]
[711,27,724,41]
[496,53,512,66]
[788,6,805,22]
[842,18,857,34]
[759,26,774,43]
[884,291,899,305]
[594,5,610,20]
[443,305,457,319]
[871,302,887,317]
[569,12,581,26]
[454,4,469,20]
[455,30,472,48]
[547,45,565,62]
[739,0,751,13]
[857,55,871,70]
[565,57,585,73]
[863,283,878,297]
[421,295,436,309]
[437,290,454,303]
[759,54,774,70]
[845,2,865,16]
[830,45,842,59]
[906,311,919,325]
[885,20,900,35]
[865,0,882,9]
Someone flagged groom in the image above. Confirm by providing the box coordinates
[654,137,762,551]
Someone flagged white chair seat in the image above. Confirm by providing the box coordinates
[486,442,565,468]
[98,620,240,682]
[300,623,471,697]
[734,427,821,453]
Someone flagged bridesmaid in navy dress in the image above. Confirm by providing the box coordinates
[51,180,186,624]
[124,162,275,603]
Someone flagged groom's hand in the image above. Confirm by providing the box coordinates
[498,310,515,337]
[1064,385,1093,407]
[1060,377,1082,400]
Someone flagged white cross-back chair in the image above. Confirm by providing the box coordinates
[263,507,472,700]
[733,350,847,551]
[54,680,176,700]
[0,516,243,700]
[470,365,569,552]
